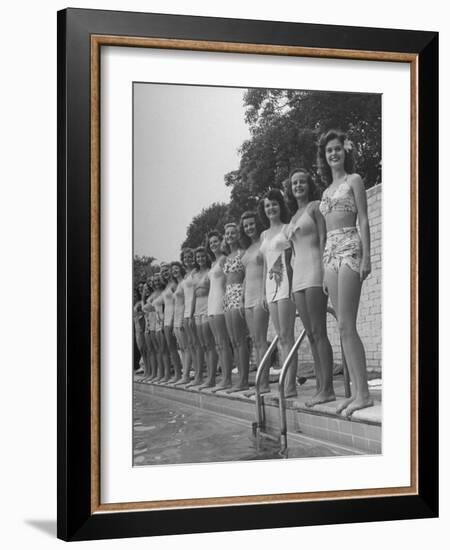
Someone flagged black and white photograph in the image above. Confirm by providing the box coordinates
[132,82,382,466]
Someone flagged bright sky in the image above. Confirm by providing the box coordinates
[133,83,250,262]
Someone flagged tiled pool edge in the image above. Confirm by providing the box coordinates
[135,381,382,454]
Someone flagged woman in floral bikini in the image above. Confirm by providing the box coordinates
[317,129,373,416]
[223,222,250,393]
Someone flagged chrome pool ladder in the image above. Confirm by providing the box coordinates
[253,306,351,454]
[253,335,279,441]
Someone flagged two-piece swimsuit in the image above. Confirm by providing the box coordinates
[208,257,226,316]
[286,202,323,292]
[223,251,245,311]
[193,270,210,322]
[142,296,157,333]
[152,293,164,331]
[319,175,362,274]
[259,225,292,303]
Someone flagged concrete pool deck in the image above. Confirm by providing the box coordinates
[134,372,382,455]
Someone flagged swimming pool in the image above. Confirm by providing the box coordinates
[133,390,358,466]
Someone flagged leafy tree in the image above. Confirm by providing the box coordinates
[225,89,381,214]
[183,88,381,244]
[133,255,157,289]
[181,202,230,250]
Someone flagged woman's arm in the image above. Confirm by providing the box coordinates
[241,265,246,310]
[284,245,293,295]
[312,201,327,258]
[349,174,371,281]
[261,235,268,309]
[189,272,197,320]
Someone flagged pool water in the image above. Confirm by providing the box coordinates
[133,391,356,466]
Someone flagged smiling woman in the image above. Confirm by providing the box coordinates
[206,230,234,391]
[286,168,335,407]
[318,129,373,416]
[240,211,270,393]
[258,189,298,398]
[223,222,250,392]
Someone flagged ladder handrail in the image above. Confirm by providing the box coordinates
[254,306,350,453]
[278,329,307,453]
[254,335,279,432]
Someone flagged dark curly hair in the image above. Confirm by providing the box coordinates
[317,129,355,186]
[194,246,211,269]
[205,229,226,259]
[239,210,263,249]
[257,188,291,228]
[285,168,320,214]
[170,260,185,282]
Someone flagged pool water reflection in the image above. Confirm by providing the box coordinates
[133,391,357,466]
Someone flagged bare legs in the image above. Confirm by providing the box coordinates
[324,265,373,416]
[135,330,146,377]
[143,332,158,380]
[209,315,233,391]
[225,309,250,392]
[293,287,335,406]
[157,330,171,382]
[269,299,297,398]
[185,318,204,387]
[174,325,192,384]
[196,318,218,389]
[163,326,182,383]
[152,331,164,381]
[245,306,270,393]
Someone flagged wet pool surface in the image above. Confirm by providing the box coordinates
[133,391,357,466]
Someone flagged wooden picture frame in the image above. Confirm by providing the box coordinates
[57,8,438,541]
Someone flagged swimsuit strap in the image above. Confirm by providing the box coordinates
[320,175,357,215]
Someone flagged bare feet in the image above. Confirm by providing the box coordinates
[174,377,190,386]
[341,397,374,417]
[336,397,354,414]
[186,378,203,388]
[198,381,215,390]
[211,383,232,393]
[244,386,271,398]
[226,384,249,394]
[305,391,336,408]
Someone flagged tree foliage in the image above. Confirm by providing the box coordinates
[183,88,381,248]
[225,89,381,214]
[181,202,230,250]
[133,255,157,288]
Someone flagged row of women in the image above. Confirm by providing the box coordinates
[133,130,374,417]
